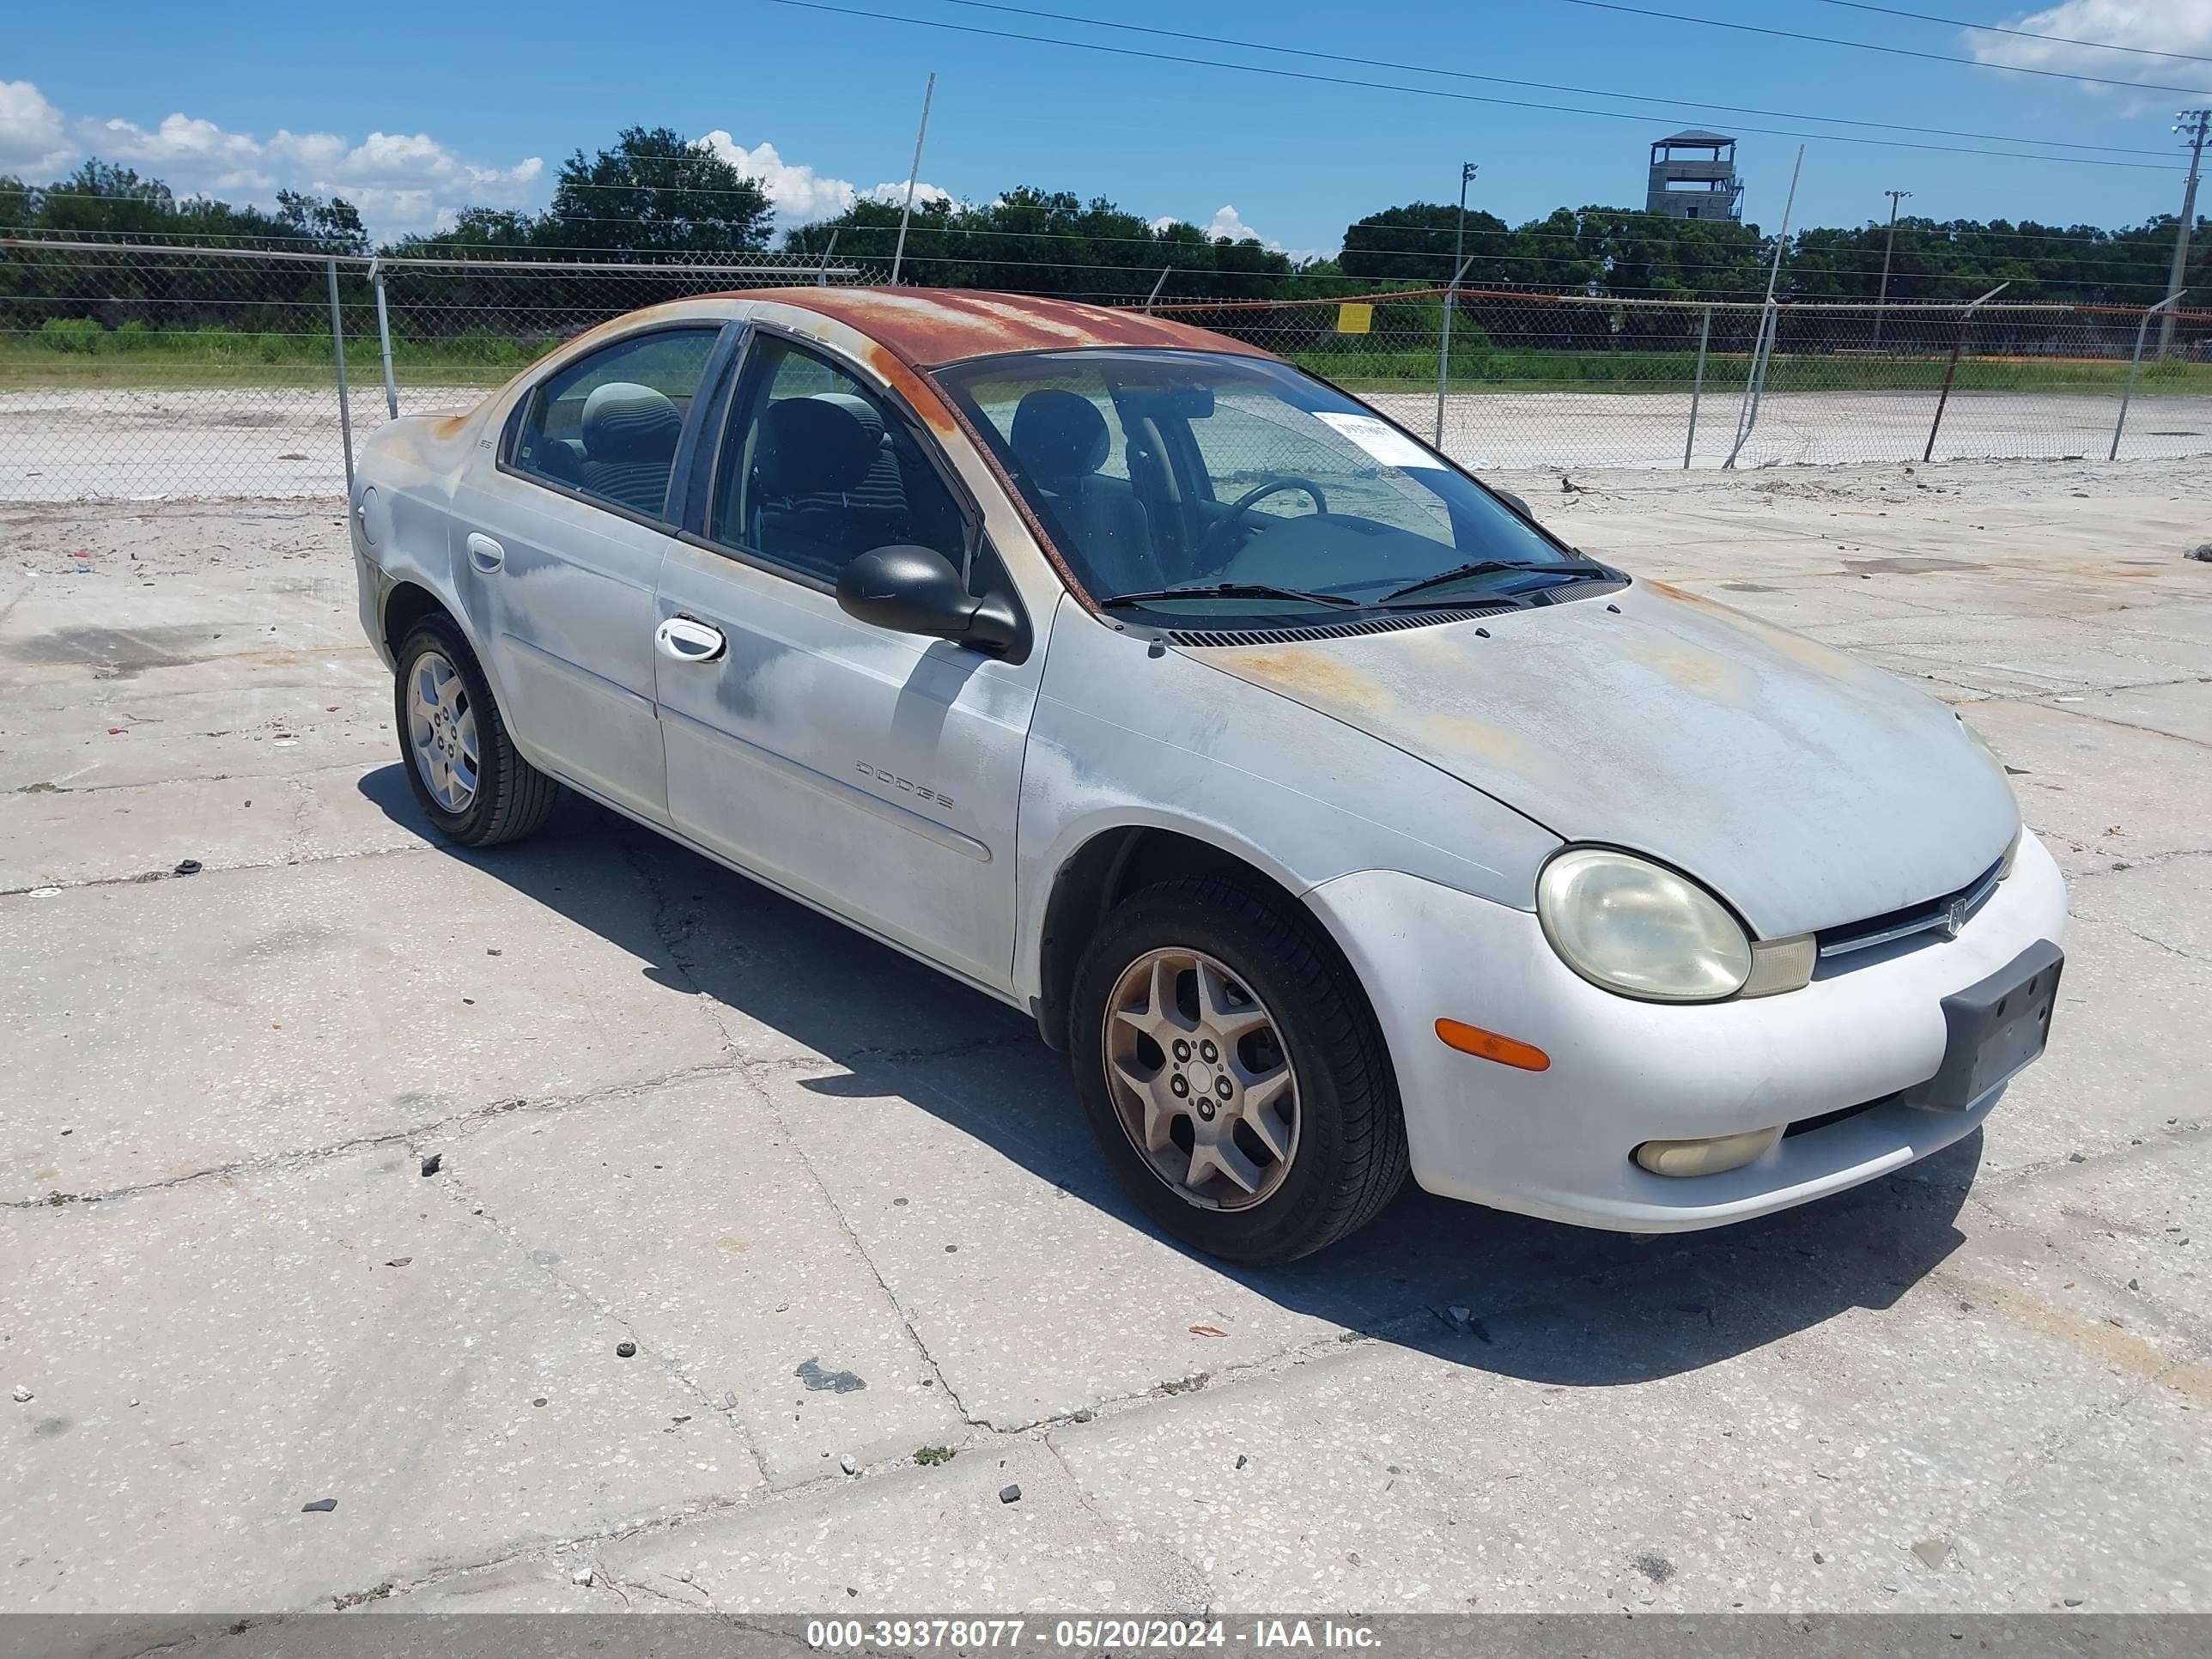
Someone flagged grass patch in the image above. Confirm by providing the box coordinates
[5,320,2207,399]
[913,1444,956,1467]
[0,325,540,392]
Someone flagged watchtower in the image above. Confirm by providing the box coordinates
[1647,131,1743,222]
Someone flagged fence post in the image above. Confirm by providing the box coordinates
[1684,304,1712,470]
[1433,257,1474,451]
[2111,292,2186,461]
[326,258,355,495]
[816,228,840,287]
[370,257,398,421]
[1923,281,2008,465]
[1724,301,1779,469]
[1143,265,1172,313]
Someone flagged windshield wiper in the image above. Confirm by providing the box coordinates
[1098,581,1361,610]
[1379,558,1613,605]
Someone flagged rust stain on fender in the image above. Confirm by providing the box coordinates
[728,287,1277,368]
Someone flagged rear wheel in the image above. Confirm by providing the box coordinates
[393,615,558,847]
[1070,874,1408,1264]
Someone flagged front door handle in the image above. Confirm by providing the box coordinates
[465,532,505,574]
[654,616,726,664]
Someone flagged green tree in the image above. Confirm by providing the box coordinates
[539,125,773,254]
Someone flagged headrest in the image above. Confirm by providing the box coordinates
[807,392,886,444]
[1010,388,1110,494]
[753,395,878,498]
[579,382,683,464]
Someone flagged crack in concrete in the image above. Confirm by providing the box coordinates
[0,1058,757,1212]
[2065,910,2200,963]
[426,1150,778,1490]
[0,836,426,899]
[2031,695,2212,750]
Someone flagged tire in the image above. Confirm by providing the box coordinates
[392,613,559,848]
[1070,874,1409,1264]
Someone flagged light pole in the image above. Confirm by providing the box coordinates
[1434,161,1478,447]
[2160,111,2209,361]
[1874,187,1911,349]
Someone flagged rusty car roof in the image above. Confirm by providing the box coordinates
[730,287,1277,369]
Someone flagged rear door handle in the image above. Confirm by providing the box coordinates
[654,616,726,664]
[465,532,505,574]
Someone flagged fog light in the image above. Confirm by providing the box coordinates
[1632,1126,1783,1177]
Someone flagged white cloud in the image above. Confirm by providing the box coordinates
[1150,204,1322,264]
[1966,0,2212,93]
[2,82,541,235]
[696,130,948,232]
[0,80,72,176]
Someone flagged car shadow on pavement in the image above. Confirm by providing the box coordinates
[361,764,1978,1389]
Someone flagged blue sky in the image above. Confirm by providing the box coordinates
[3,0,2205,258]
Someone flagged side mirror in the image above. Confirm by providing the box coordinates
[836,544,1025,656]
[1494,489,1534,520]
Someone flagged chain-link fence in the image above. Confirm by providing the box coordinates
[4,238,2209,501]
[0,238,866,501]
[1148,287,2212,472]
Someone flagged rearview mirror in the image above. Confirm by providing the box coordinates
[836,545,1025,656]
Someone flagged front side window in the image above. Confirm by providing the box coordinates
[511,327,719,520]
[710,333,969,586]
[935,349,1604,625]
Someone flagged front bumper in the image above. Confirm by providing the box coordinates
[1304,831,2067,1231]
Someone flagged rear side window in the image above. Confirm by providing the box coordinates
[512,327,720,520]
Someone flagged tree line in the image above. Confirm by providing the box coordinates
[4,122,2205,345]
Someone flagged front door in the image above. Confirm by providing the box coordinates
[449,324,723,822]
[653,330,1037,991]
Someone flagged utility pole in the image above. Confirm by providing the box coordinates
[1434,161,1478,447]
[2160,111,2209,360]
[1874,187,1911,349]
[890,71,937,287]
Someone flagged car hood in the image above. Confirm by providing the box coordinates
[1187,578,2019,939]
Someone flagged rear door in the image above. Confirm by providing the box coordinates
[653,328,1037,991]
[448,324,726,822]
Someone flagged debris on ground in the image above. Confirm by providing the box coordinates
[385,1257,411,1268]
[615,1340,637,1358]
[172,859,203,877]
[1911,1536,1952,1569]
[2186,544,2212,562]
[11,1385,32,1404]
[419,1153,441,1177]
[1188,1324,1225,1337]
[301,1498,337,1513]
[571,1567,594,1587]
[1235,1454,1249,1470]
[841,1455,858,1474]
[999,1484,1022,1504]
[796,1358,866,1394]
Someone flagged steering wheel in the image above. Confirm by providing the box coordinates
[1196,477,1330,565]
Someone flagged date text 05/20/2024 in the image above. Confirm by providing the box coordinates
[805,1619,1382,1650]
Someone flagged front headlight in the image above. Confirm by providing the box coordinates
[1538,848,1753,1003]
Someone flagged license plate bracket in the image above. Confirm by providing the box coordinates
[1903,939,2064,1112]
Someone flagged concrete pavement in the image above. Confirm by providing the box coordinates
[3,458,2208,1626]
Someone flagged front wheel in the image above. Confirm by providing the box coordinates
[393,615,559,847]
[1070,875,1408,1264]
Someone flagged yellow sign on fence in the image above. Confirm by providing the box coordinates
[1334,302,1373,336]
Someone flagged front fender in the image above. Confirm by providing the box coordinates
[1012,606,1561,1003]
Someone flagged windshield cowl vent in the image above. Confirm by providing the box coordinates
[1166,605,1518,649]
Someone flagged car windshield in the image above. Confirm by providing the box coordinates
[933,349,1595,621]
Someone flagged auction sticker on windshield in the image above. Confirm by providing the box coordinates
[1312,410,1444,470]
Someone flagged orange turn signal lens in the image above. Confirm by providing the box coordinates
[1434,1018,1551,1072]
